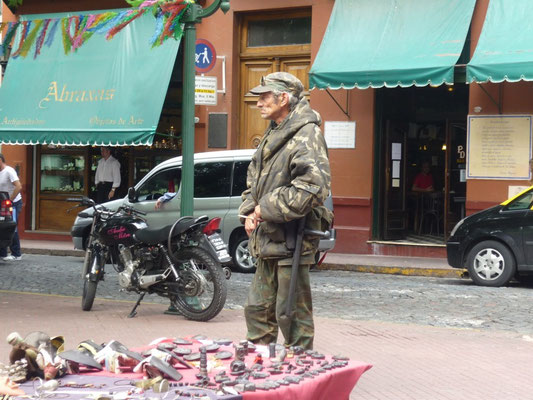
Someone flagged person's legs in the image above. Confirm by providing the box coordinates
[9,200,22,258]
[244,258,279,344]
[276,264,314,349]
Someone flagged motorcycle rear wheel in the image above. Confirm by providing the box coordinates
[82,251,99,311]
[170,247,227,321]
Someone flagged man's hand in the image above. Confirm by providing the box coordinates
[108,188,115,200]
[244,206,263,237]
[155,198,163,210]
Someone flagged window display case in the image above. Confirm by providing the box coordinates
[40,154,85,193]
[37,147,89,232]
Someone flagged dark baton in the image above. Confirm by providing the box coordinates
[278,217,306,337]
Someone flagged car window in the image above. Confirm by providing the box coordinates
[232,160,251,196]
[195,162,232,198]
[505,190,533,211]
[137,167,181,201]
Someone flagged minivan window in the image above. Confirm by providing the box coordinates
[232,160,250,196]
[195,162,232,198]
[137,167,181,201]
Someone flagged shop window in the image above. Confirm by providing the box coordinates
[247,16,311,47]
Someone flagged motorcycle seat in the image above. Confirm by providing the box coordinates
[135,217,196,245]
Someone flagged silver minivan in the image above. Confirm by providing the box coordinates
[71,149,336,272]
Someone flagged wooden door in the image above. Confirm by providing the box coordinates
[384,121,408,239]
[239,10,311,149]
[239,57,310,149]
[240,60,275,149]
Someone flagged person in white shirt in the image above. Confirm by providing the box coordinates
[95,147,121,204]
[0,154,23,261]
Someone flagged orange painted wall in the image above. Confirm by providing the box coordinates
[196,0,374,252]
[467,0,533,214]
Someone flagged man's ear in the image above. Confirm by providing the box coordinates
[280,92,290,107]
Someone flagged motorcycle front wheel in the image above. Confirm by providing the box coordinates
[82,251,99,311]
[169,247,227,321]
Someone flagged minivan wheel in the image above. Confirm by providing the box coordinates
[231,234,256,273]
[466,240,516,287]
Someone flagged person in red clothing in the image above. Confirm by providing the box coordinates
[412,161,434,192]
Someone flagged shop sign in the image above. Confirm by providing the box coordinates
[195,76,217,106]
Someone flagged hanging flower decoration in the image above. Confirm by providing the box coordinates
[5,0,23,7]
[0,0,193,59]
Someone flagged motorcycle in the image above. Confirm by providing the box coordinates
[66,190,231,321]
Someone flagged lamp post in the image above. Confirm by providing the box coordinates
[180,0,230,216]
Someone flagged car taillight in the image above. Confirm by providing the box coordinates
[0,199,13,219]
[203,217,221,235]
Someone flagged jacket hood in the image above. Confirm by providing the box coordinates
[262,98,322,162]
[281,98,322,134]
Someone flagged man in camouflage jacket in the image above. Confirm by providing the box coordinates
[239,72,332,349]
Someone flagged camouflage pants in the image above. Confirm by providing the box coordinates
[244,258,314,349]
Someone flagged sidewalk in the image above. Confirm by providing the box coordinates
[1,291,531,400]
[20,239,463,278]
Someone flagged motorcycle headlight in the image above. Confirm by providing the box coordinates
[450,218,465,237]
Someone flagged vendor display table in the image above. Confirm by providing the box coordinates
[8,337,372,400]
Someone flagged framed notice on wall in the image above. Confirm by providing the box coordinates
[324,121,356,149]
[467,115,532,180]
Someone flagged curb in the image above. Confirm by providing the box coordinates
[20,247,467,279]
[318,262,466,278]
[22,248,84,257]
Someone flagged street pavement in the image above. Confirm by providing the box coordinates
[1,254,533,399]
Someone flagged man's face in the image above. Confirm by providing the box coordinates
[101,147,111,159]
[257,92,285,122]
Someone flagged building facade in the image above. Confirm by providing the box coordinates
[1,0,533,258]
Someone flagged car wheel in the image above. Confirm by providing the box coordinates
[231,234,256,273]
[466,240,516,287]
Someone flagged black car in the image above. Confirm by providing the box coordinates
[447,187,533,287]
[0,191,16,249]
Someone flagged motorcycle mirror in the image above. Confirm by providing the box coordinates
[128,187,137,203]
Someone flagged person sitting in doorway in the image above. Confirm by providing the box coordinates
[412,161,434,192]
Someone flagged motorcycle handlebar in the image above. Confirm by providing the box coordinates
[119,205,147,216]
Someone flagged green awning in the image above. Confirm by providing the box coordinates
[309,0,476,90]
[0,10,180,146]
[467,0,533,83]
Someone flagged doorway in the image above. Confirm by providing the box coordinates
[239,10,311,148]
[378,84,468,243]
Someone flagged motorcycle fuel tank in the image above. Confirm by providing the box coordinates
[100,216,147,247]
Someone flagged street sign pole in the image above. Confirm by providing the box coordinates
[180,21,196,216]
[180,0,230,216]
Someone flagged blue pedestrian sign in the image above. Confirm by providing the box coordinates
[195,39,216,73]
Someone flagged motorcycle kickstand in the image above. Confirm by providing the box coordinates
[128,293,146,318]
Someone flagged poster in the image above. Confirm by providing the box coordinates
[467,115,532,180]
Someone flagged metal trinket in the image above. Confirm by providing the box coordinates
[173,338,193,346]
[214,351,233,360]
[268,343,276,359]
[199,346,207,377]
[173,347,192,355]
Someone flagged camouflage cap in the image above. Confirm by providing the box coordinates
[250,72,304,97]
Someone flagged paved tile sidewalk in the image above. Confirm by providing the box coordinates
[1,291,531,400]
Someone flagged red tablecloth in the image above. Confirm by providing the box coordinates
[9,337,372,400]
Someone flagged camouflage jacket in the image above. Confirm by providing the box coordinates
[239,98,332,260]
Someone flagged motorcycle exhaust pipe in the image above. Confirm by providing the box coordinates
[139,274,164,289]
